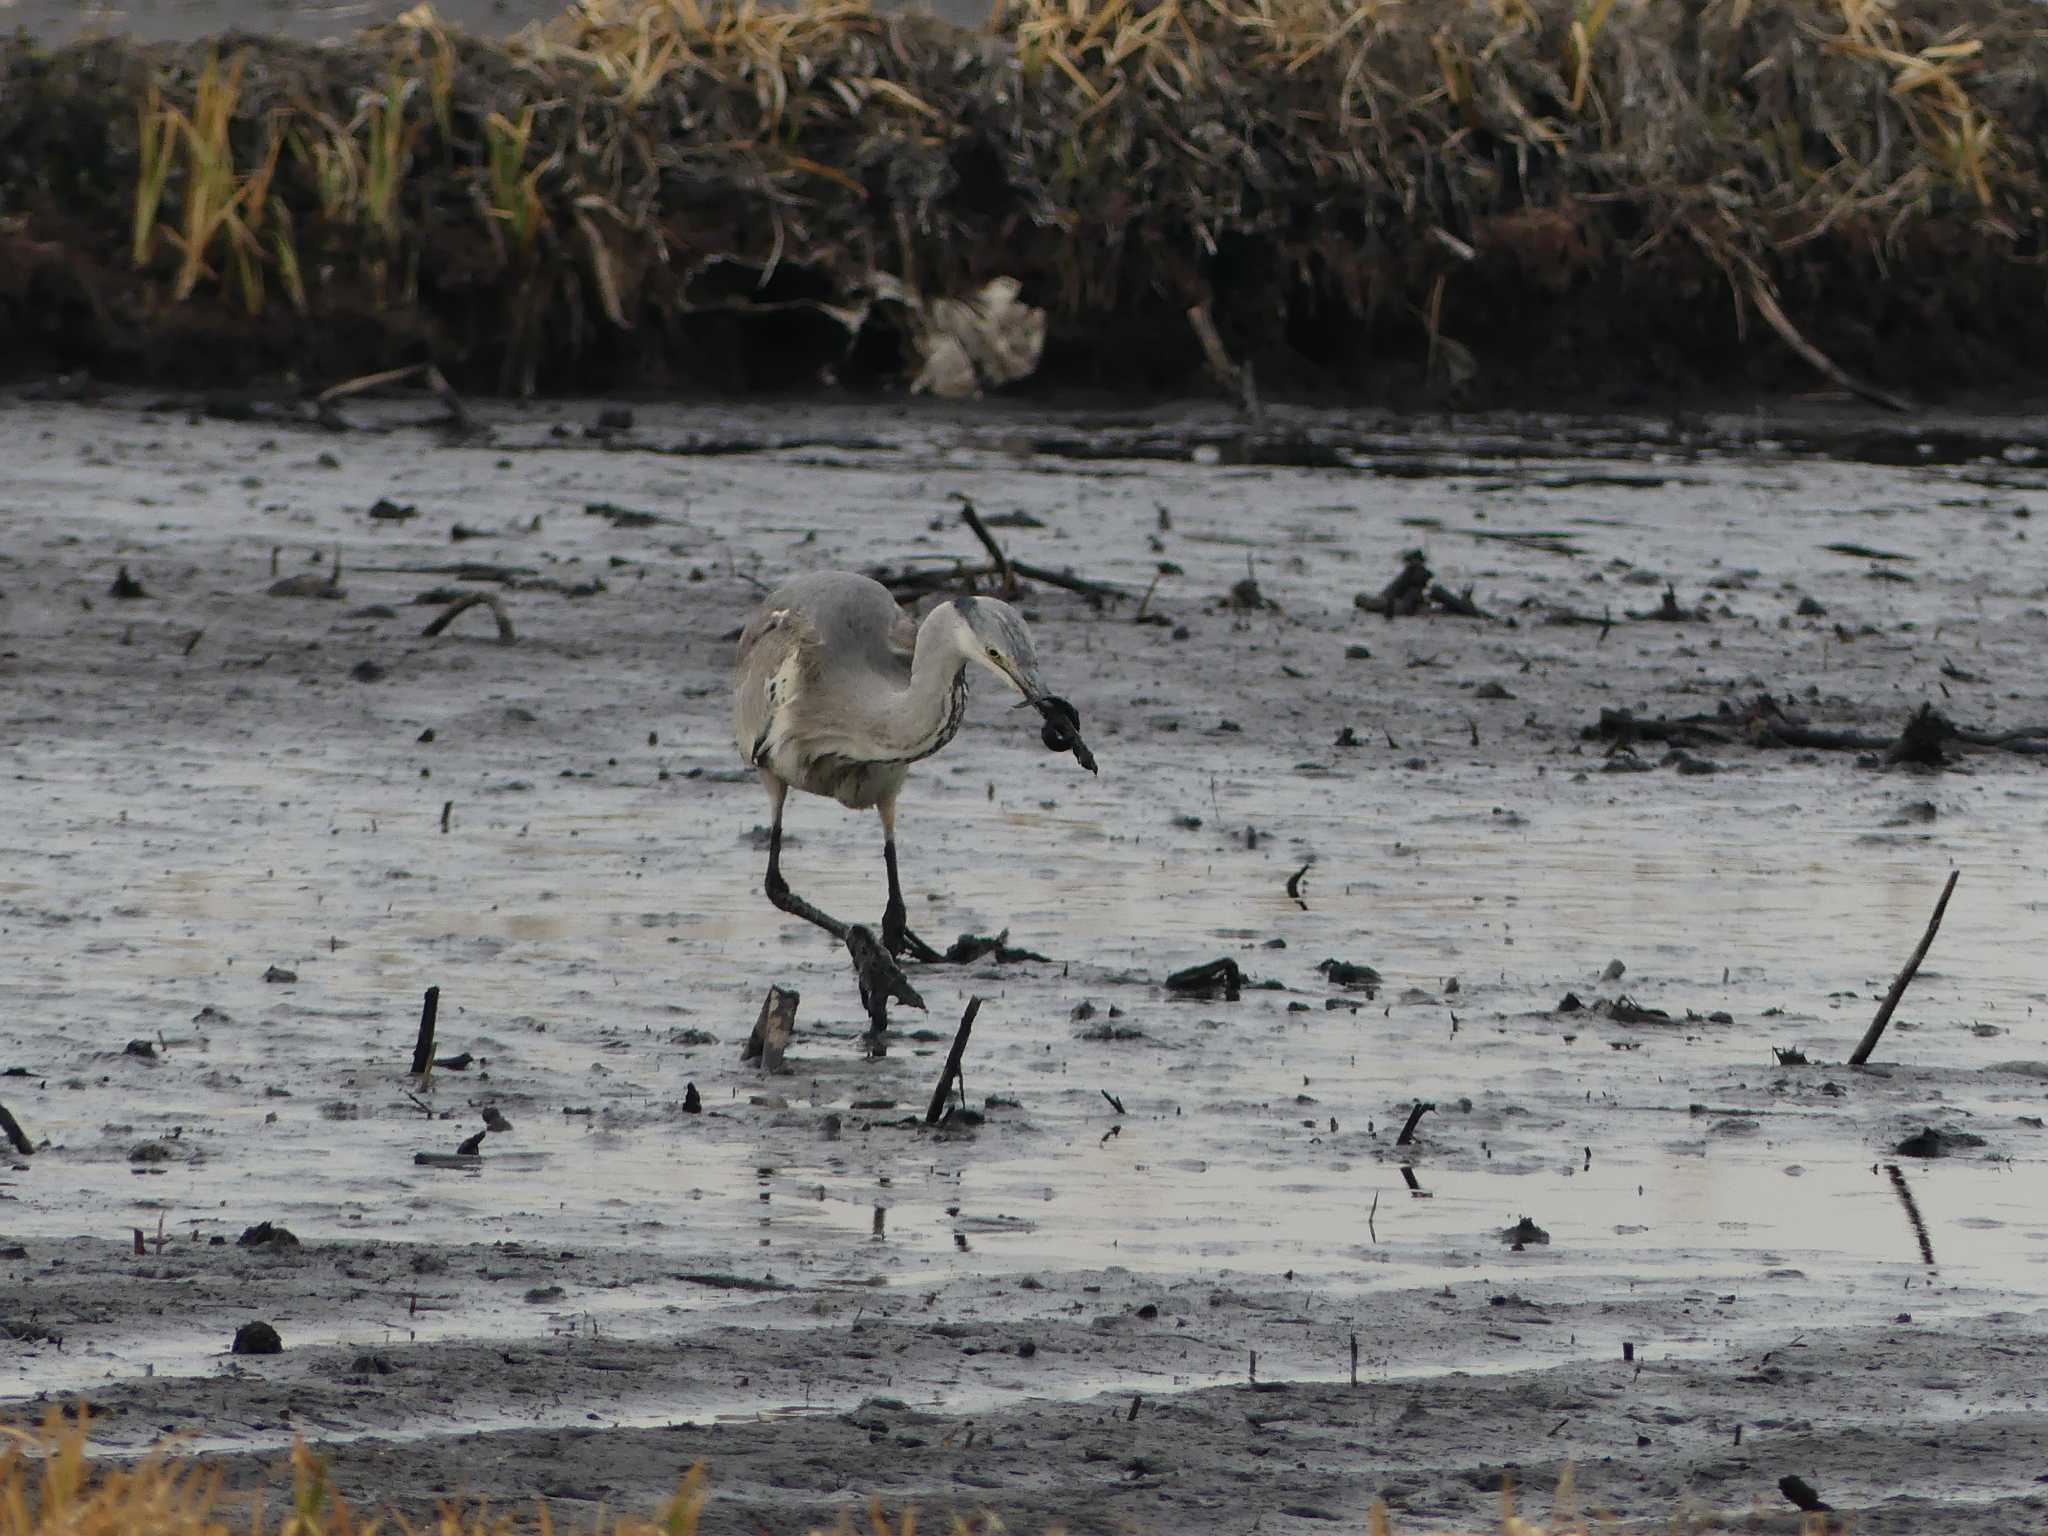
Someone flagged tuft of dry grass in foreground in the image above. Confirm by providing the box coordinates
[0,1406,1807,1536]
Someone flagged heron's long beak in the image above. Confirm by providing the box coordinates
[996,656,1050,707]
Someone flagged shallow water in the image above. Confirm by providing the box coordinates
[3,395,2045,1426]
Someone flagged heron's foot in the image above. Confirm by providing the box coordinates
[847,925,926,1053]
[882,903,946,964]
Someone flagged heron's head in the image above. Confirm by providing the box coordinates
[951,594,1047,704]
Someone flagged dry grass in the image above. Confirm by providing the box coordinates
[9,0,2048,394]
[0,1407,1785,1536]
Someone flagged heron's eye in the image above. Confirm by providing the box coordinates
[986,646,1000,660]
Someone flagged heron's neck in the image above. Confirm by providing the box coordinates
[876,614,970,763]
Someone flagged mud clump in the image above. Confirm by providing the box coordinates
[231,1320,284,1354]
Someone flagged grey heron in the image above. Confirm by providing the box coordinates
[733,570,1094,962]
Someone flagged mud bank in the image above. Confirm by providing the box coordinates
[4,0,2048,405]
[2,391,2047,1531]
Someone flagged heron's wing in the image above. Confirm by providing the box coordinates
[733,601,815,767]
[733,572,919,775]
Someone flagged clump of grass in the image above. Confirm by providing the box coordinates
[130,82,173,268]
[126,49,301,315]
[359,70,415,245]
[0,1407,715,1536]
[481,106,546,254]
[35,0,2048,398]
[0,1404,1719,1535]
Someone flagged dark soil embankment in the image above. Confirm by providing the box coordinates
[2,0,2046,405]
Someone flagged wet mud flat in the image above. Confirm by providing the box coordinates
[2,391,2048,1532]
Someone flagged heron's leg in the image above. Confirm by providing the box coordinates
[761,776,848,942]
[877,796,945,964]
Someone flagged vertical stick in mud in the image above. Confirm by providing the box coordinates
[0,1101,33,1155]
[410,986,440,1075]
[1849,869,1960,1067]
[926,996,983,1124]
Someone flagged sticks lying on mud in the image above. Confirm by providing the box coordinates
[421,591,516,644]
[409,987,439,1076]
[0,1101,33,1156]
[315,362,476,435]
[872,505,1128,604]
[926,996,983,1124]
[1587,698,2048,765]
[1354,550,1489,620]
[1849,870,1960,1067]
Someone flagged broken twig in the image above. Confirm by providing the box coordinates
[956,499,1017,598]
[1849,870,1960,1066]
[1395,1100,1435,1146]
[925,996,983,1124]
[409,986,440,1076]
[0,1101,34,1155]
[421,591,516,643]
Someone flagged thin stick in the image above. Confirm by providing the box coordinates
[1395,1100,1435,1146]
[1011,558,1127,601]
[421,590,516,643]
[956,501,1016,598]
[316,361,475,435]
[0,1101,33,1155]
[1849,870,1960,1066]
[317,360,431,405]
[1748,279,1911,415]
[410,986,440,1075]
[926,996,983,1124]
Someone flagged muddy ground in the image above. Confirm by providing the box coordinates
[2,389,2047,1532]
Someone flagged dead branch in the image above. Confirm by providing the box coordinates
[1356,551,1490,620]
[1396,1100,1436,1145]
[1747,278,1911,416]
[1849,870,1960,1066]
[316,361,478,435]
[421,591,516,643]
[409,987,440,1075]
[956,498,1017,597]
[925,996,983,1124]
[0,1100,33,1155]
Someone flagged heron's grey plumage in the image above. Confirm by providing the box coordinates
[733,569,1064,962]
[735,572,991,809]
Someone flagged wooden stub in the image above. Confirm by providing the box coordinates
[409,986,440,1075]
[0,1100,34,1156]
[744,985,800,1072]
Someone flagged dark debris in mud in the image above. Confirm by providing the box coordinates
[1584,696,2048,766]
